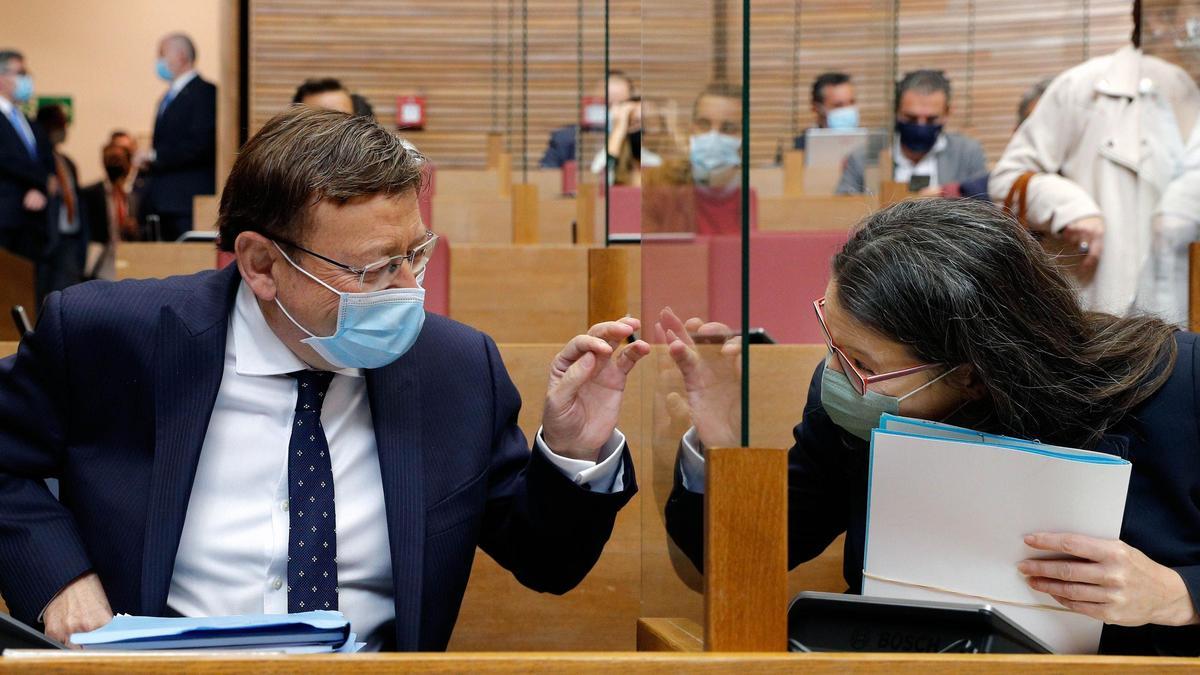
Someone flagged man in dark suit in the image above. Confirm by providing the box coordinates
[0,106,650,650]
[0,49,54,260]
[34,103,89,299]
[539,70,634,169]
[136,33,216,242]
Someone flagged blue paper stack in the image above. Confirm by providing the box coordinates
[70,611,359,653]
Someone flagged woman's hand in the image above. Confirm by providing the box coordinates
[1059,216,1104,284]
[1018,532,1200,627]
[657,307,742,449]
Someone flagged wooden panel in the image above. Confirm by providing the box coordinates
[449,245,590,343]
[193,195,220,232]
[587,247,630,327]
[115,243,217,280]
[538,198,578,244]
[0,342,17,359]
[248,0,633,170]
[5,653,1200,673]
[430,197,513,244]
[636,618,704,652]
[757,195,875,232]
[0,250,36,342]
[216,0,239,193]
[704,447,788,652]
[449,342,644,651]
[512,184,540,244]
[748,167,784,198]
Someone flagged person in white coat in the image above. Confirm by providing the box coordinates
[990,22,1200,320]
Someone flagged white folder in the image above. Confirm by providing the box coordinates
[862,414,1131,654]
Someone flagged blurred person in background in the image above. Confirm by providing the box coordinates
[35,103,88,299]
[990,0,1200,322]
[293,78,355,114]
[540,71,635,169]
[0,49,53,262]
[137,32,217,241]
[793,72,858,152]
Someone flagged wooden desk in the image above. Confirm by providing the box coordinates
[0,342,16,359]
[3,651,1198,673]
[115,243,216,280]
[0,249,35,341]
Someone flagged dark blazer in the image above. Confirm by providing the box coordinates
[0,106,54,234]
[666,332,1200,656]
[0,264,637,650]
[79,182,110,245]
[144,75,217,216]
[539,125,578,169]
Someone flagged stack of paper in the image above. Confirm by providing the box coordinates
[70,611,360,653]
[862,414,1132,654]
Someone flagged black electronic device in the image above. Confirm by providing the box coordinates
[0,612,66,653]
[787,592,1052,654]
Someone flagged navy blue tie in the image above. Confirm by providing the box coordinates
[287,370,338,613]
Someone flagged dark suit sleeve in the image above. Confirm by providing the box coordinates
[475,334,637,594]
[151,83,217,173]
[538,128,571,169]
[665,361,850,573]
[0,291,95,623]
[0,129,52,192]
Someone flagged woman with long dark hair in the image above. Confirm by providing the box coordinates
[661,198,1199,655]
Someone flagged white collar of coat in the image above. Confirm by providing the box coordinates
[1094,45,1154,99]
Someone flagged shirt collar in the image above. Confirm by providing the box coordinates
[0,95,14,116]
[231,280,363,378]
[169,70,199,97]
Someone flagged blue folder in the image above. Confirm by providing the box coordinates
[71,611,351,651]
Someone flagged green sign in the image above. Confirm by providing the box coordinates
[22,95,73,122]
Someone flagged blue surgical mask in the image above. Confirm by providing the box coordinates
[689,130,742,184]
[825,105,860,130]
[155,59,174,82]
[895,120,943,154]
[273,243,426,370]
[819,357,958,441]
[13,75,33,103]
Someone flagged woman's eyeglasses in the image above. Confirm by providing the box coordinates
[812,297,942,395]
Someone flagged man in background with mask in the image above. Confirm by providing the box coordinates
[80,135,141,279]
[0,49,54,262]
[793,72,858,152]
[836,69,987,195]
[0,106,649,651]
[136,32,216,242]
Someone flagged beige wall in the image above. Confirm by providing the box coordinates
[0,0,220,186]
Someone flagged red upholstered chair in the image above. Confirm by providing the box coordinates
[706,230,850,344]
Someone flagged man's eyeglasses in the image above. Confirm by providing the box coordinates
[271,231,438,292]
[812,297,942,396]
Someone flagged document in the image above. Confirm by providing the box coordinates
[861,414,1132,654]
[70,611,359,652]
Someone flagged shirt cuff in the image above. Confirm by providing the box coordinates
[679,426,707,494]
[535,427,626,493]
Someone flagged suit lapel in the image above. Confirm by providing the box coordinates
[140,265,240,614]
[366,357,425,651]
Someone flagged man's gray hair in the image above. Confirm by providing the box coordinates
[895,69,951,110]
[163,33,196,63]
[0,50,24,73]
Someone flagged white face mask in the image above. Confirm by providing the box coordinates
[273,243,426,370]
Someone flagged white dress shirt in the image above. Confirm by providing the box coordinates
[167,282,626,649]
[0,95,36,154]
[892,133,947,187]
[165,70,199,104]
[677,427,708,493]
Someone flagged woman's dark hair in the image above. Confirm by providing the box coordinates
[832,199,1177,449]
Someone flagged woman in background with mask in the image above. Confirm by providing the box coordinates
[589,96,662,187]
[660,199,1200,655]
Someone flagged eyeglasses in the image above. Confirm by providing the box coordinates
[271,231,438,291]
[812,297,943,395]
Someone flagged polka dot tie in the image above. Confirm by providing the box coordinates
[287,370,338,613]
